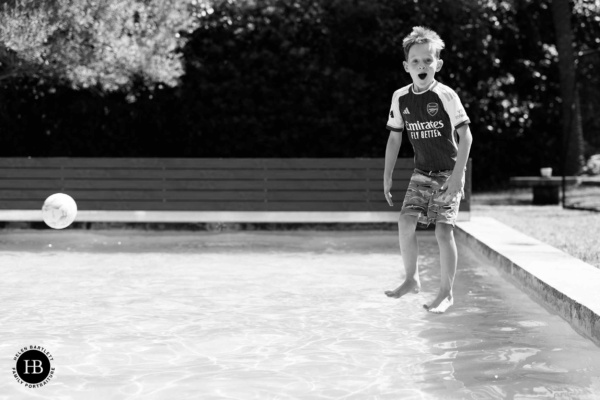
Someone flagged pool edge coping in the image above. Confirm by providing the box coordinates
[456,216,600,347]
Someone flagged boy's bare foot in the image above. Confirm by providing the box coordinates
[384,279,421,298]
[423,294,453,314]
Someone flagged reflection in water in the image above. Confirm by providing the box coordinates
[0,230,598,399]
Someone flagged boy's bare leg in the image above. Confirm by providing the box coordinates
[424,223,456,313]
[385,214,421,298]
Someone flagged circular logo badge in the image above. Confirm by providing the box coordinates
[13,347,55,388]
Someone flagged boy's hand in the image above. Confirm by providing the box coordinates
[440,174,465,203]
[384,177,394,206]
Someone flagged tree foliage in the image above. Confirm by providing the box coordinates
[0,0,598,189]
[573,0,600,155]
[181,0,582,186]
[0,0,206,90]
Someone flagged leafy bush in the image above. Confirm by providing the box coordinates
[0,0,598,190]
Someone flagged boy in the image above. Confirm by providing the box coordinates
[383,26,473,314]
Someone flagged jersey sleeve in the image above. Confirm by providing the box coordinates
[386,92,404,132]
[441,89,470,129]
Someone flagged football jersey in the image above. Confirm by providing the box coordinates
[386,81,470,171]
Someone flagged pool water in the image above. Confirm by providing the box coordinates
[0,230,599,399]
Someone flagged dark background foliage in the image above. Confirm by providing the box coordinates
[0,0,598,190]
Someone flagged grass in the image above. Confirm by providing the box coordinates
[472,188,600,269]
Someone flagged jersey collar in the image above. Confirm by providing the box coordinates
[411,80,438,95]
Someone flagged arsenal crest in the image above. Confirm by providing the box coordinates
[427,103,438,116]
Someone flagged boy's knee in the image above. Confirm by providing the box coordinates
[398,214,417,235]
[435,223,454,241]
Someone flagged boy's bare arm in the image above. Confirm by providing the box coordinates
[441,124,473,200]
[383,131,403,206]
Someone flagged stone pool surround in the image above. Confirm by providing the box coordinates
[457,217,600,347]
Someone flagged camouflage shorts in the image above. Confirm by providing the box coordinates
[400,169,462,227]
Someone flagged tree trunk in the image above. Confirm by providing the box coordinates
[551,0,584,175]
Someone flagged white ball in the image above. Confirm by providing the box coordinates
[42,193,78,229]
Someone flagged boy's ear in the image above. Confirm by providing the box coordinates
[403,61,409,72]
[436,59,444,71]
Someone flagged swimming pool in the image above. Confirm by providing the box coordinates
[0,229,599,399]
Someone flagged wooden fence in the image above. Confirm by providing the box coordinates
[0,158,471,223]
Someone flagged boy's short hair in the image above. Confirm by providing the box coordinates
[402,26,445,60]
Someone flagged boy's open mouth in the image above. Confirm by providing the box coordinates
[418,73,428,80]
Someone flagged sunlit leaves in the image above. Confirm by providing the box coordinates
[0,0,210,90]
[0,0,598,187]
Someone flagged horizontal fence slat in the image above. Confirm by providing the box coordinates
[262,170,382,180]
[163,158,388,169]
[0,180,64,189]
[155,180,401,191]
[131,192,459,205]
[0,201,390,211]
[0,190,264,201]
[78,201,393,212]
[0,169,390,180]
[0,158,397,169]
[160,170,384,180]
[0,170,66,179]
[0,199,467,212]
[0,169,164,179]
[0,178,413,191]
[0,190,399,202]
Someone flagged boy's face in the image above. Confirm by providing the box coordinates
[403,43,443,92]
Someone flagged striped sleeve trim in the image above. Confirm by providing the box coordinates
[456,119,470,130]
[386,125,404,133]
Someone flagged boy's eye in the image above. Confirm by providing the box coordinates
[411,58,433,65]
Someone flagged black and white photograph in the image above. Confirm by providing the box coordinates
[0,0,599,398]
